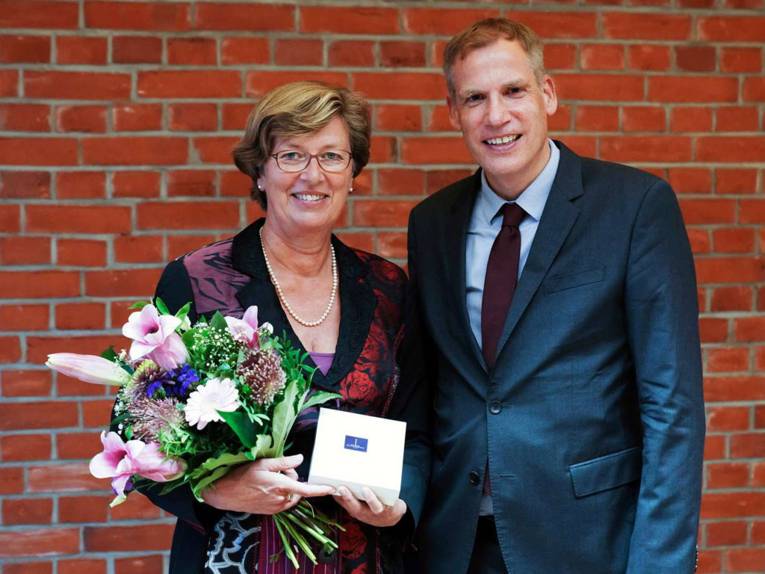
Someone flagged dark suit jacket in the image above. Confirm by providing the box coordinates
[407,142,705,574]
[142,219,430,573]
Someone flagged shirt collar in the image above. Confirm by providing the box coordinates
[477,139,560,224]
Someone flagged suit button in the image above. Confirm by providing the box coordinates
[469,470,480,486]
[489,400,502,414]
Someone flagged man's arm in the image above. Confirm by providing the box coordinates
[624,179,705,573]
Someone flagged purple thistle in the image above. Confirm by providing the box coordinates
[145,365,199,399]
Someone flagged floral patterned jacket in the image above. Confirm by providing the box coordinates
[145,219,430,574]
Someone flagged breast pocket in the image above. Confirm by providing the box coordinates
[543,265,605,294]
[569,446,642,498]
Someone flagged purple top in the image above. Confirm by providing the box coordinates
[309,351,334,376]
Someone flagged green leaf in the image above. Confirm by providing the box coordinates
[219,410,258,449]
[190,465,232,501]
[154,297,170,315]
[100,346,119,362]
[175,302,192,322]
[210,311,228,331]
[128,300,150,310]
[250,434,273,460]
[301,391,341,412]
[188,451,250,480]
[267,378,299,457]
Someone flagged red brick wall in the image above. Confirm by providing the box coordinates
[1,1,763,572]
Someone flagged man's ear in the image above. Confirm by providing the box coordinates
[541,75,558,117]
[447,95,461,131]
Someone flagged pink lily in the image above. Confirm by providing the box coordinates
[46,353,131,386]
[224,305,262,348]
[89,431,185,506]
[122,304,188,370]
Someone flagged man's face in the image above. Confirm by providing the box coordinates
[448,39,558,199]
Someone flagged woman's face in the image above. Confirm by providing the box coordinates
[258,115,353,237]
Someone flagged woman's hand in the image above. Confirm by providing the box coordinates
[333,486,407,527]
[201,454,334,515]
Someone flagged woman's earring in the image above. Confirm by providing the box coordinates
[349,186,354,193]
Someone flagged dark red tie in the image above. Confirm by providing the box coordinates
[481,203,526,368]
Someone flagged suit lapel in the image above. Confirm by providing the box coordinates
[494,143,584,364]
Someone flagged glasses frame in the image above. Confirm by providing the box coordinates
[270,150,353,174]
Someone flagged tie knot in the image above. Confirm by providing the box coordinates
[500,203,526,228]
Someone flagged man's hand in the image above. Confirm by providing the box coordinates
[333,486,407,527]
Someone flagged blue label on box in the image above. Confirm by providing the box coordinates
[344,435,368,452]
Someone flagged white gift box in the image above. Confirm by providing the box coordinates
[307,407,406,506]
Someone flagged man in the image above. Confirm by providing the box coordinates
[407,18,705,574]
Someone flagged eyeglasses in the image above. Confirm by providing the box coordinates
[271,150,352,173]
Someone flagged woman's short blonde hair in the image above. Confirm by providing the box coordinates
[233,81,371,208]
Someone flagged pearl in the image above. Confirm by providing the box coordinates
[259,227,338,328]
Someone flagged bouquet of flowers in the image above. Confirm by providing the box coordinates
[46,300,341,568]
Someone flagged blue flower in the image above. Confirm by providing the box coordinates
[145,365,199,399]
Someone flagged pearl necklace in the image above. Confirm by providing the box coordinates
[259,227,338,328]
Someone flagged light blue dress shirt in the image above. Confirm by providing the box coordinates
[467,140,560,516]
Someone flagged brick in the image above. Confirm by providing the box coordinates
[113,171,161,198]
[378,232,407,259]
[220,37,270,65]
[705,376,765,402]
[56,171,106,199]
[649,77,737,103]
[138,71,241,98]
[580,44,624,70]
[275,39,323,66]
[170,103,218,131]
[0,271,80,298]
[680,199,736,224]
[3,562,52,574]
[109,494,163,521]
[0,401,78,430]
[721,47,762,73]
[137,201,239,230]
[401,136,472,165]
[195,2,293,31]
[245,71,348,97]
[0,1,78,29]
[0,335,21,362]
[28,462,103,492]
[0,467,24,494]
[541,44,575,71]
[708,406,751,431]
[403,8,498,34]
[84,1,190,31]
[0,204,20,233]
[717,169,758,195]
[84,268,161,297]
[59,495,109,523]
[353,200,418,227]
[192,136,239,164]
[0,434,51,461]
[114,555,164,574]
[706,520,748,546]
[701,492,765,518]
[334,232,374,253]
[0,137,78,165]
[727,548,765,571]
[603,13,691,39]
[55,302,106,330]
[601,136,692,163]
[696,257,765,284]
[112,36,162,63]
[688,229,710,254]
[0,35,50,63]
[744,78,765,103]
[675,46,716,72]
[380,41,426,68]
[757,405,765,429]
[57,373,112,397]
[575,106,619,131]
[628,45,671,71]
[378,169,426,196]
[755,462,765,486]
[670,107,713,132]
[735,317,765,342]
[113,104,163,132]
[376,105,422,132]
[85,524,173,552]
[25,71,130,100]
[167,170,217,197]
[56,36,107,65]
[0,103,50,131]
[219,170,251,198]
[0,528,79,557]
[56,105,108,133]
[699,16,765,42]
[739,200,765,225]
[426,169,474,195]
[220,104,250,131]
[713,228,755,253]
[0,170,50,198]
[58,558,107,574]
[3,498,53,524]
[1,370,52,397]
[57,432,104,460]
[328,41,374,67]
[711,286,753,312]
[667,168,711,194]
[754,520,765,544]
[114,235,164,263]
[0,304,49,330]
[426,105,453,132]
[168,37,216,65]
[28,205,130,233]
[707,348,750,373]
[82,137,188,166]
[697,550,722,573]
[698,137,765,163]
[0,70,19,96]
[554,74,643,102]
[57,239,107,267]
[300,6,398,34]
[168,234,220,259]
[716,107,759,132]
[507,11,598,39]
[0,236,51,264]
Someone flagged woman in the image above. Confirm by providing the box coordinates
[146,82,429,573]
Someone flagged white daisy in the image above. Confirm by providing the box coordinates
[183,377,240,430]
